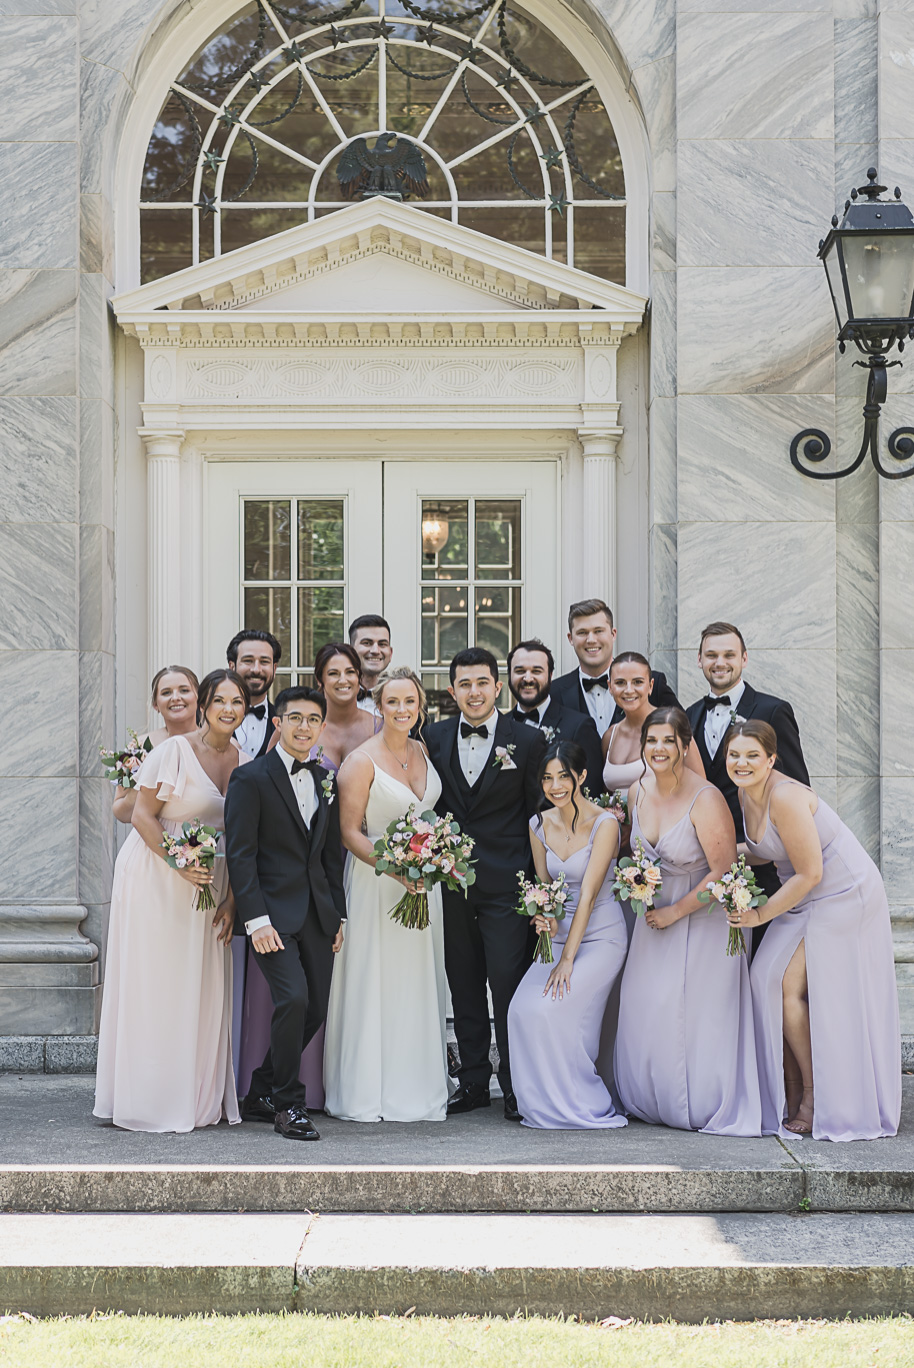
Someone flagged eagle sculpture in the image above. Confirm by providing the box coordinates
[336,132,430,201]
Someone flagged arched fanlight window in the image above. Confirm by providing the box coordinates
[140,0,625,284]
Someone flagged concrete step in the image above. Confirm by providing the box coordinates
[1,1211,913,1321]
[2,1075,913,1215]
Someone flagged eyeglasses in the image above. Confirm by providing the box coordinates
[283,712,322,726]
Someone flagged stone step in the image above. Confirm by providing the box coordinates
[1,1211,913,1321]
[2,1157,913,1214]
[2,1075,913,1215]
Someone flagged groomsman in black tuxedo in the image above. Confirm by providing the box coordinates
[425,648,546,1122]
[507,639,605,798]
[227,629,281,758]
[550,598,679,733]
[685,621,810,908]
[224,687,346,1141]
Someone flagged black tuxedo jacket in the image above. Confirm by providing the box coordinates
[551,666,680,727]
[223,749,346,938]
[424,711,547,900]
[254,701,277,759]
[509,698,606,798]
[685,683,810,840]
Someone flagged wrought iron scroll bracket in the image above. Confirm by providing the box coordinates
[790,357,914,480]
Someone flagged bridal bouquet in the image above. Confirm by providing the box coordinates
[99,730,152,788]
[161,819,220,911]
[515,871,572,964]
[612,837,662,912]
[373,808,476,930]
[697,855,768,956]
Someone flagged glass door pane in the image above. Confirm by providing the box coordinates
[241,495,345,693]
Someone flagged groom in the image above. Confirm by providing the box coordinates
[425,647,546,1122]
[224,687,346,1141]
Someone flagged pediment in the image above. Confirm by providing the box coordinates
[113,198,647,325]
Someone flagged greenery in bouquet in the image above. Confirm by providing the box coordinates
[515,871,572,965]
[373,808,476,930]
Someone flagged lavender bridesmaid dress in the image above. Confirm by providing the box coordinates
[508,811,629,1129]
[235,746,338,1109]
[746,783,900,1141]
[614,788,761,1136]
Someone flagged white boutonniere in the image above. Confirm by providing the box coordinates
[730,711,746,725]
[493,744,517,771]
[321,773,335,806]
[540,725,557,744]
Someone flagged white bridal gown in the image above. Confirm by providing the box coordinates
[323,757,450,1122]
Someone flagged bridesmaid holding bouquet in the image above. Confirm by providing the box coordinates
[614,708,761,1136]
[725,720,900,1141]
[508,741,629,1129]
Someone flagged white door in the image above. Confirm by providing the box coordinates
[206,459,382,689]
[383,460,560,713]
[207,456,560,705]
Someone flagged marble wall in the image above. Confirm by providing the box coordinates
[1,0,911,1036]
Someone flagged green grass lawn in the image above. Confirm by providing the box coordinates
[1,1312,912,1368]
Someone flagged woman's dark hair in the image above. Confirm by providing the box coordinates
[536,740,588,832]
[609,652,653,681]
[723,718,778,758]
[196,669,250,730]
[313,641,362,689]
[639,707,693,788]
[150,664,199,708]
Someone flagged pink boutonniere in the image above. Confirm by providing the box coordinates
[493,744,517,771]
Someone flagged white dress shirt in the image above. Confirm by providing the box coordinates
[578,666,614,735]
[234,700,270,758]
[357,695,380,717]
[244,743,317,935]
[704,678,746,759]
[456,710,498,786]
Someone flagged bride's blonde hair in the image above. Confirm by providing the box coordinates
[373,666,427,723]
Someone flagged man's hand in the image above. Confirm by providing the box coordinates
[332,926,344,953]
[252,925,284,954]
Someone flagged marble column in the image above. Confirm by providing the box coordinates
[579,429,621,613]
[140,428,185,671]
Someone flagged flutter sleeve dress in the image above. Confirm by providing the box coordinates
[94,735,244,1133]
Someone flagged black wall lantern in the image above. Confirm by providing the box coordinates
[791,169,914,480]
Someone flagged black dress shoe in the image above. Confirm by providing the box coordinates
[447,1082,491,1115]
[503,1091,522,1122]
[241,1093,275,1123]
[274,1107,320,1141]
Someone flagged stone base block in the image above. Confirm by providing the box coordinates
[0,986,100,1035]
[0,1035,98,1074]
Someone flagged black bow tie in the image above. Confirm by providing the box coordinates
[460,722,489,740]
[290,758,318,775]
[513,709,539,726]
[582,674,609,692]
[250,704,266,720]
[706,695,731,709]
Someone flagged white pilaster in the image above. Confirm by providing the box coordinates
[579,429,621,611]
[140,428,185,676]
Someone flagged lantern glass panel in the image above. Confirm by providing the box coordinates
[823,240,849,328]
[841,232,914,321]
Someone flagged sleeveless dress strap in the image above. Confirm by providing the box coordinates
[686,783,716,816]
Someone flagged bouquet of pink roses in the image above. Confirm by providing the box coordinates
[373,807,476,930]
[161,819,220,911]
[697,854,768,956]
[612,837,662,911]
[515,870,572,964]
[99,729,152,788]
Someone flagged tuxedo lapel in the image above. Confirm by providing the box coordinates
[309,768,330,851]
[736,682,759,719]
[468,712,514,811]
[441,718,471,805]
[266,748,311,842]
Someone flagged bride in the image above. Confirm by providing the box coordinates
[323,666,450,1122]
